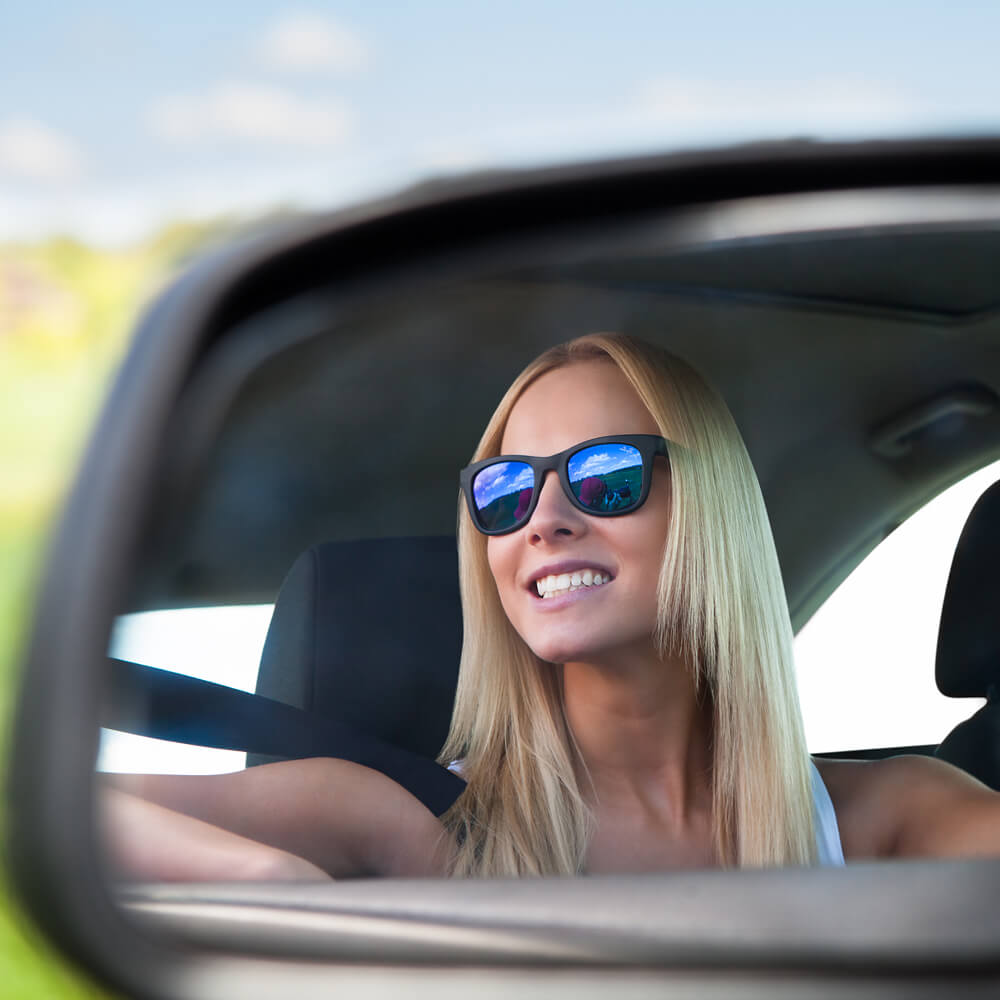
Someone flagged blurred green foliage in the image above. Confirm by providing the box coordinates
[0,219,242,996]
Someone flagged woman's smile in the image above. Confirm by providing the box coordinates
[528,561,616,599]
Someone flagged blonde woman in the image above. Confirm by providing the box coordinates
[102,334,1000,879]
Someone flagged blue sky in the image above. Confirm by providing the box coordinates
[570,446,639,481]
[3,2,1000,244]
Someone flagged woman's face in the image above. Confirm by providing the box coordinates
[486,360,671,667]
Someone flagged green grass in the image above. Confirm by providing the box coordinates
[0,235,185,997]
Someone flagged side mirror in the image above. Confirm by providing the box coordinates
[9,138,1000,998]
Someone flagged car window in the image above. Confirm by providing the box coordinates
[101,605,272,773]
[794,459,1000,752]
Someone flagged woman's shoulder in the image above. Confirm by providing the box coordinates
[814,752,983,803]
[813,754,1000,860]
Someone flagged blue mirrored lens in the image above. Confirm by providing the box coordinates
[472,461,535,531]
[568,443,643,512]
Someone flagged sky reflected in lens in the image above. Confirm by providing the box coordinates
[473,460,534,510]
[568,443,641,484]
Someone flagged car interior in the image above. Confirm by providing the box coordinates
[9,138,1000,997]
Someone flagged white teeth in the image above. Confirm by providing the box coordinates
[534,570,611,598]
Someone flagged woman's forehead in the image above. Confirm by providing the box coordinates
[500,360,659,454]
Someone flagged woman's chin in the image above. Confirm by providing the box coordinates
[527,633,607,666]
[525,625,661,669]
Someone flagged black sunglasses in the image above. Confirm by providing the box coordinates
[460,434,669,536]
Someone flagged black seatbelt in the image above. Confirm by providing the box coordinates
[103,658,466,816]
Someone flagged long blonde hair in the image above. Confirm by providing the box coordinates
[440,333,814,875]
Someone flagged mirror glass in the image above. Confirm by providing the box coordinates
[93,184,1000,961]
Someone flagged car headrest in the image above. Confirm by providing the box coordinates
[935,479,1000,700]
[253,535,462,760]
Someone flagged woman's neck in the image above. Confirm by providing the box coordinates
[561,648,714,821]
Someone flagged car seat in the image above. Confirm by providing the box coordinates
[104,535,466,815]
[934,479,1000,790]
[247,535,463,766]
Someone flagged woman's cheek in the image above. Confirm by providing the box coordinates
[489,540,541,650]
[486,538,517,615]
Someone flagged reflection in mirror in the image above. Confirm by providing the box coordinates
[94,189,1000,957]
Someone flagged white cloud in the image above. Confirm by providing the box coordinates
[147,82,352,147]
[0,118,84,182]
[634,77,916,129]
[0,154,396,246]
[256,12,368,74]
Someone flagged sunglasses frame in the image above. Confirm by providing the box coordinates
[460,433,670,536]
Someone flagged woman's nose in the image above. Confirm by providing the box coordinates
[527,472,586,543]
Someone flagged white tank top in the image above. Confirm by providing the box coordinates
[811,760,846,866]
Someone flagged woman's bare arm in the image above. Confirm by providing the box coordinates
[100,788,330,881]
[883,756,1000,858]
[818,755,1000,860]
[101,757,451,879]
